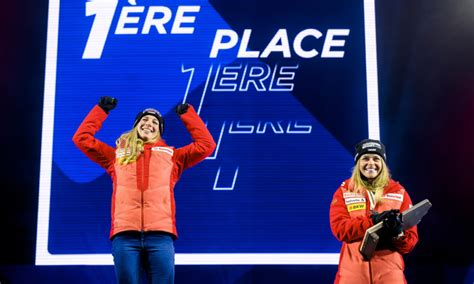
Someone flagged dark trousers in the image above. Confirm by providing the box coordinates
[112,231,175,284]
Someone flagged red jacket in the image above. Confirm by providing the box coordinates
[329,179,418,284]
[73,105,216,239]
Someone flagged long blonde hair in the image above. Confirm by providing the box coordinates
[115,127,144,165]
[349,158,390,204]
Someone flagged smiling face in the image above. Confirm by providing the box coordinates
[136,114,160,143]
[358,153,383,181]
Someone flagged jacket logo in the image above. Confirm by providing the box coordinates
[345,197,366,205]
[115,148,131,158]
[382,193,403,202]
[347,203,366,212]
[151,147,174,156]
[343,192,364,198]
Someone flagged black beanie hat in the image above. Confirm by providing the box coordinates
[354,139,386,163]
[133,108,164,136]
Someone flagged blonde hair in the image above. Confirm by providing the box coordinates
[348,158,390,204]
[115,127,144,165]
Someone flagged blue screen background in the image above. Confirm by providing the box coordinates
[48,0,367,255]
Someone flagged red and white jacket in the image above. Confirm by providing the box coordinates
[73,105,216,239]
[329,178,418,284]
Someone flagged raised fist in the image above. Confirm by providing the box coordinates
[98,96,118,113]
[175,103,189,115]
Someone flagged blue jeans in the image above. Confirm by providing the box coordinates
[112,231,175,284]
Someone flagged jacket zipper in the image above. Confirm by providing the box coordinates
[369,260,373,284]
[367,190,374,284]
[141,154,145,232]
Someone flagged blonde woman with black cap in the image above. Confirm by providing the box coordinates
[73,97,216,284]
[329,139,418,284]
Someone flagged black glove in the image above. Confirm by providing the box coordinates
[370,209,399,225]
[98,96,117,113]
[371,209,403,238]
[175,103,189,115]
[382,212,403,238]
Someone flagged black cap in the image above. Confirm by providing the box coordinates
[354,139,386,163]
[133,108,164,135]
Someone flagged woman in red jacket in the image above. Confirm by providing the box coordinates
[329,139,418,284]
[73,97,216,284]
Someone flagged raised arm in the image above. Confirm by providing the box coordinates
[174,104,216,171]
[72,98,117,172]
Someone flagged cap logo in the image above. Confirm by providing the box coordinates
[142,108,161,116]
[362,142,381,149]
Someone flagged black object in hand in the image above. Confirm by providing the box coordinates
[371,209,403,238]
[371,209,399,225]
[175,103,189,115]
[382,212,403,237]
[98,96,117,113]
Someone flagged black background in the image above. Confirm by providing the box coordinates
[1,0,473,283]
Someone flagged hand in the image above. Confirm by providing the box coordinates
[371,209,403,238]
[175,103,189,115]
[98,96,117,113]
[382,212,403,238]
[370,209,399,225]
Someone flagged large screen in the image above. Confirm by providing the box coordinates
[36,0,380,265]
